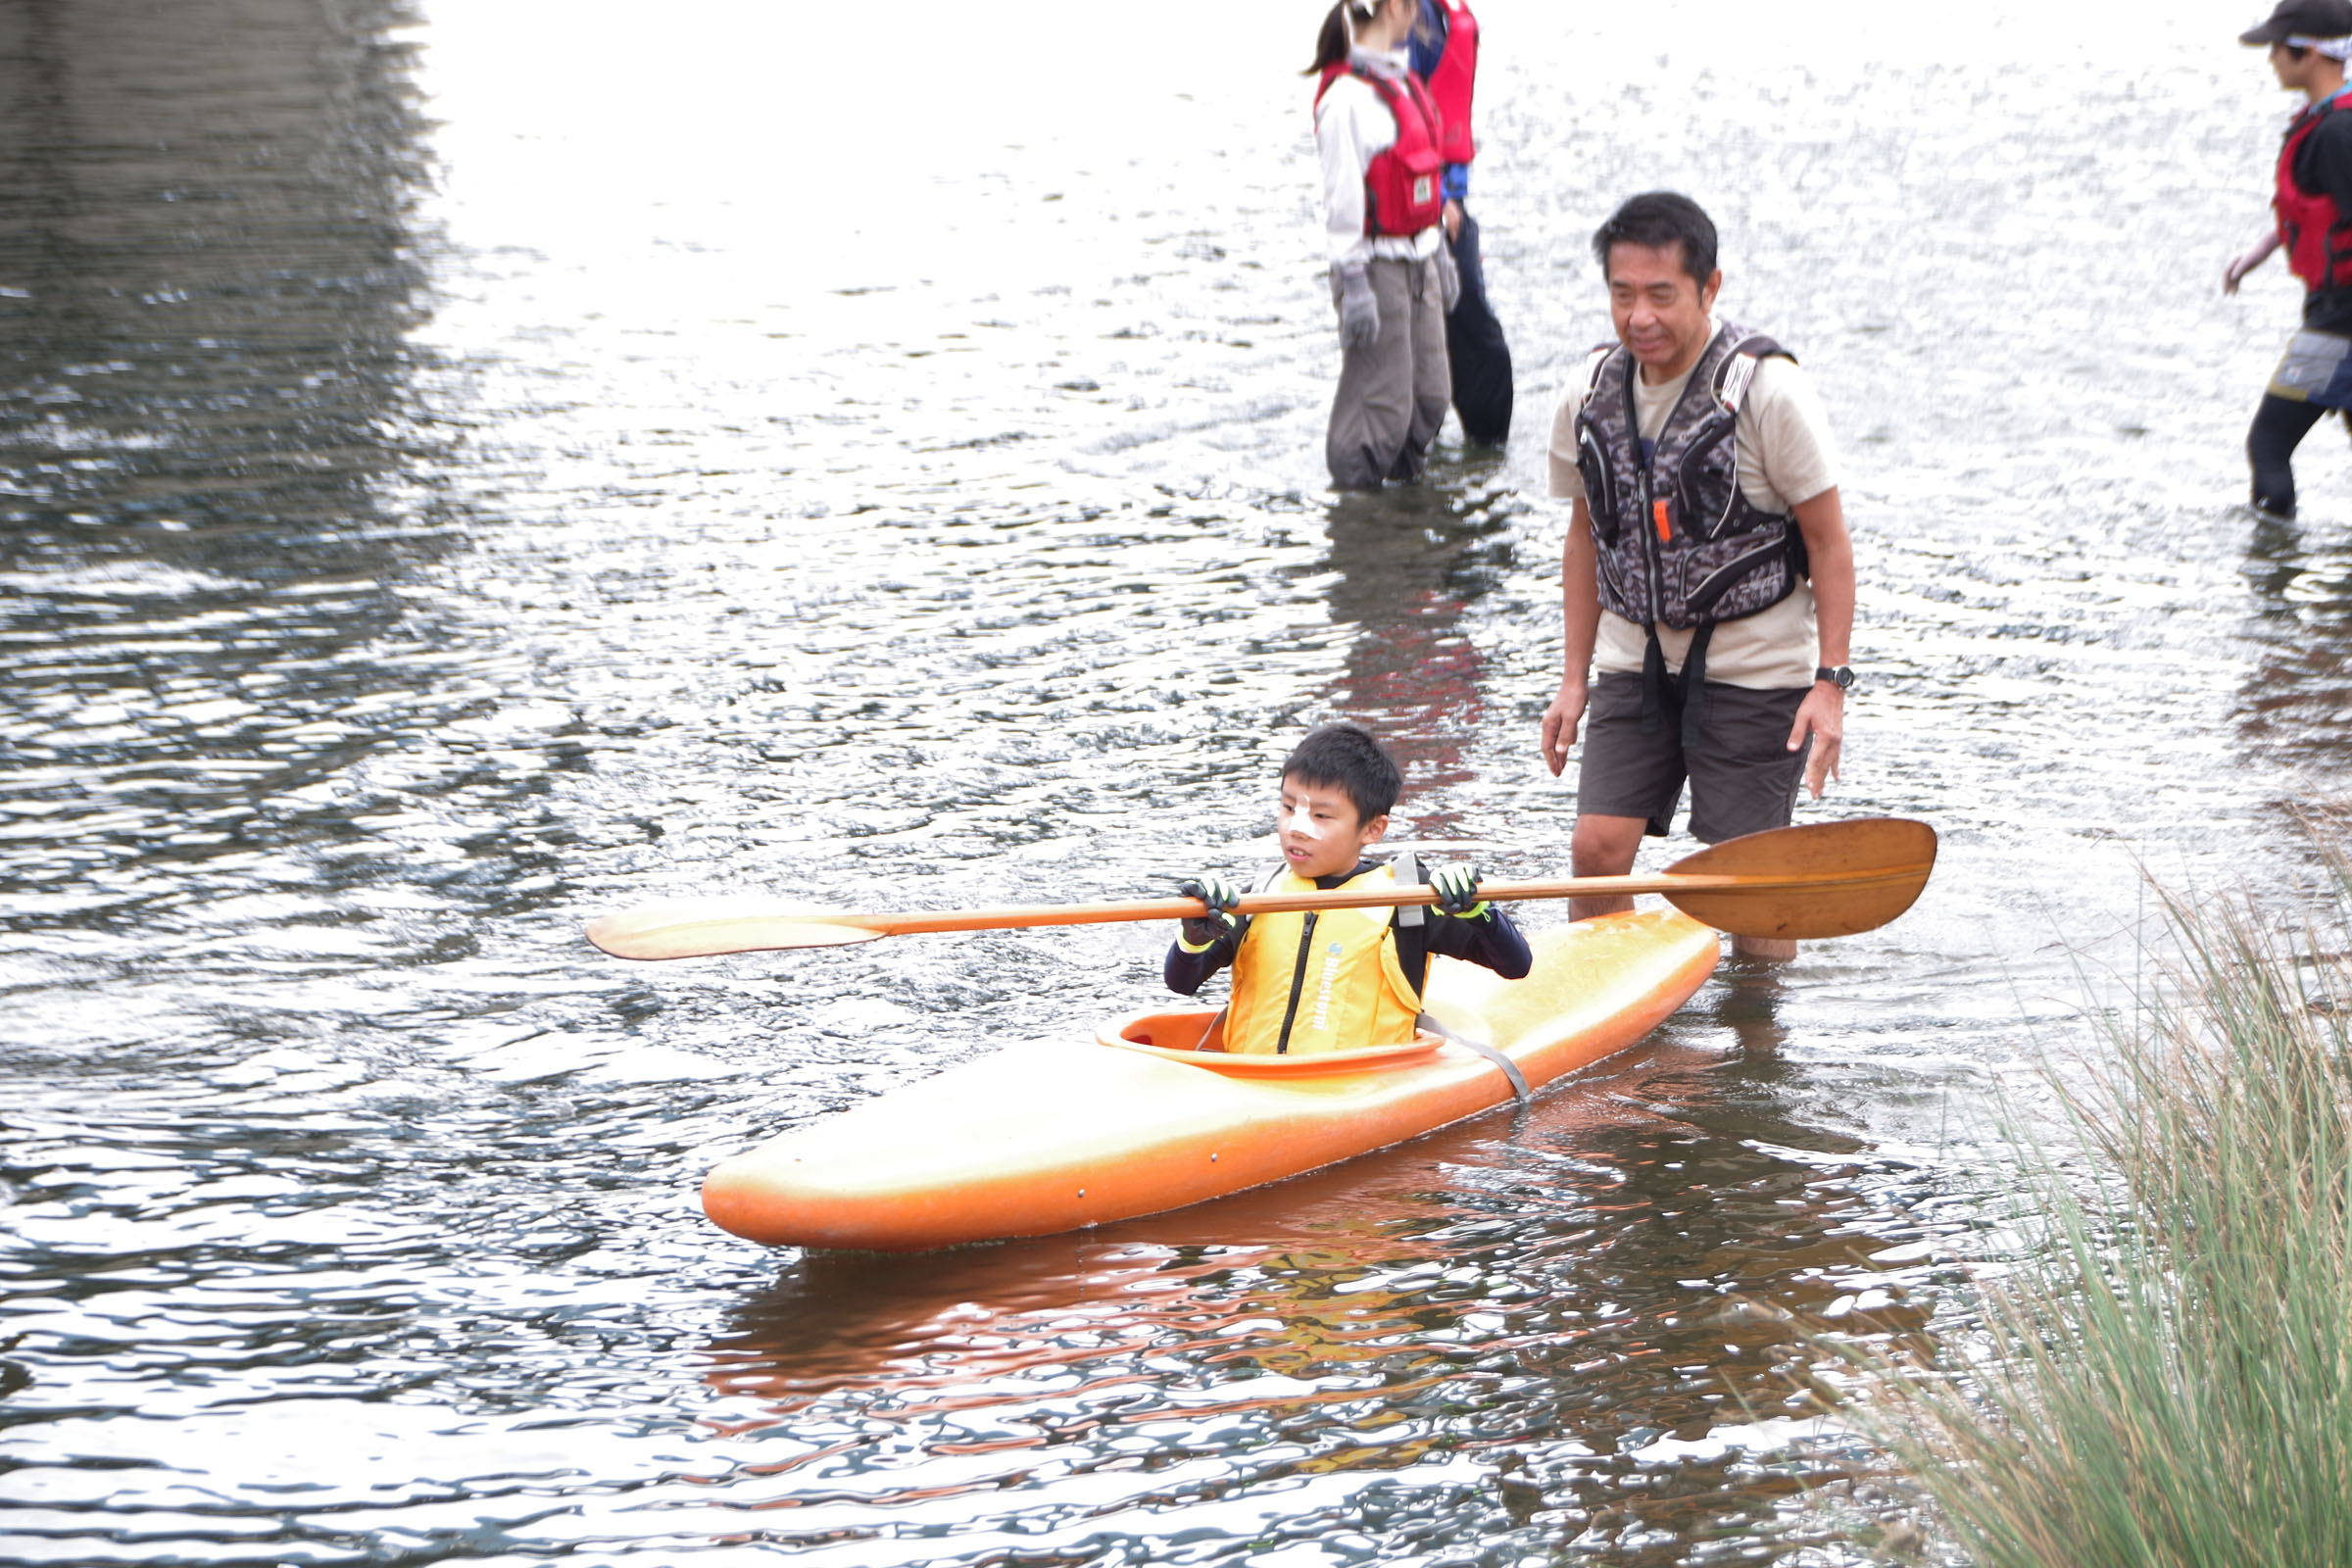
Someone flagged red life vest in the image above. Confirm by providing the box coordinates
[1422,0,1479,166]
[2277,92,2352,293]
[1315,62,1446,238]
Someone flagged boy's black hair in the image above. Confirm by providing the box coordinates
[1592,190,1719,284]
[1281,722,1401,824]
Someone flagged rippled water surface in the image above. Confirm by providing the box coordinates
[5,0,2350,1561]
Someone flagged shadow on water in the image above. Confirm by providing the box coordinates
[699,969,1942,1563]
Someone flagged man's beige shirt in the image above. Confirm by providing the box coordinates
[1546,325,1839,689]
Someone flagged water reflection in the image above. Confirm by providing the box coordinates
[0,0,548,996]
[0,0,435,550]
[2239,512,2352,772]
[1314,473,1518,815]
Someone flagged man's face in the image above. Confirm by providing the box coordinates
[1606,241,1724,381]
[1275,775,1387,881]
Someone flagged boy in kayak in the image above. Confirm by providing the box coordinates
[1165,722,1532,1055]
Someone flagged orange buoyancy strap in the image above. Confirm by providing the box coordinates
[1224,864,1423,1055]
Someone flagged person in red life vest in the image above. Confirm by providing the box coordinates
[2225,0,2352,518]
[1308,0,1457,490]
[1410,0,1513,447]
[1164,723,1530,1058]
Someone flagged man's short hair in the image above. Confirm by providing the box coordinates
[1592,191,1719,284]
[1282,723,1400,824]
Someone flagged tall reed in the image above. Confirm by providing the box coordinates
[1863,842,2352,1566]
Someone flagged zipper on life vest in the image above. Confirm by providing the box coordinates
[1627,368,1667,627]
[1273,912,1319,1055]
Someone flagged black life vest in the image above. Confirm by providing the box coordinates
[1574,321,1807,630]
[1573,322,1810,743]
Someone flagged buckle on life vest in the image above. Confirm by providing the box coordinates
[1651,498,1672,542]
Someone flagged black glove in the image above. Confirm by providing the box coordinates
[1175,873,1241,951]
[1430,862,1490,919]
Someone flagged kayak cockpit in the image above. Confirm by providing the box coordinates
[1097,1008,1446,1075]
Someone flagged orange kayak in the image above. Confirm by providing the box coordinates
[702,908,1720,1251]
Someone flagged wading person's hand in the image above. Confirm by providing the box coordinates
[2225,231,2281,294]
[1333,262,1380,349]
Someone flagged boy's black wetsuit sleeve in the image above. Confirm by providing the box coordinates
[1422,904,1534,980]
[1164,927,1239,996]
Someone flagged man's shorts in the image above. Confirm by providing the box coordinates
[1577,671,1813,843]
[2268,328,2352,409]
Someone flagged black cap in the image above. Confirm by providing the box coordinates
[2242,0,2352,44]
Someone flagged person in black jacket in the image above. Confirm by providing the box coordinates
[2227,0,2352,518]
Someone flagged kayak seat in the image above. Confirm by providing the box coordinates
[1099,1008,1446,1075]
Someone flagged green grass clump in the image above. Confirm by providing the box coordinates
[1868,848,2352,1566]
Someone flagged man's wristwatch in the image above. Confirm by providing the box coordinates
[1814,665,1855,691]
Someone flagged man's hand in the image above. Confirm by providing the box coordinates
[1788,683,1844,799]
[1540,679,1589,778]
[1443,199,1464,243]
[2226,231,2281,295]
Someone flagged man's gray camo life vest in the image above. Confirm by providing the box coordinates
[1572,322,1808,631]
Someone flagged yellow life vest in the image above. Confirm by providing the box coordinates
[1225,863,1423,1055]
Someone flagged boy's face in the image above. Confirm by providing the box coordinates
[1276,774,1389,881]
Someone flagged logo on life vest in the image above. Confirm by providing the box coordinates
[1308,939,1346,1035]
[1412,175,1434,205]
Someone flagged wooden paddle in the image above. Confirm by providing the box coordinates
[585,816,1936,959]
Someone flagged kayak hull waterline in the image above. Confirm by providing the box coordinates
[702,908,1721,1251]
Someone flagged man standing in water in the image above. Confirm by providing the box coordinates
[1538,193,1854,961]
[2227,0,2352,520]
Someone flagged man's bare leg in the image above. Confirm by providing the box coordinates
[1730,932,1796,961]
[1574,812,1798,960]
[1569,813,1647,921]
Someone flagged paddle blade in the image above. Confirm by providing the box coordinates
[1662,817,1937,940]
[584,899,887,959]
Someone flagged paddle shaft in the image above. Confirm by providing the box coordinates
[583,819,1938,956]
[815,865,1930,939]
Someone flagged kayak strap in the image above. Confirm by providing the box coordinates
[1417,1011,1531,1103]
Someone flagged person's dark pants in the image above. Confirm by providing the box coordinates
[1443,210,1512,447]
[2248,392,2350,518]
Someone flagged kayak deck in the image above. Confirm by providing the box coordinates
[702,908,1720,1251]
